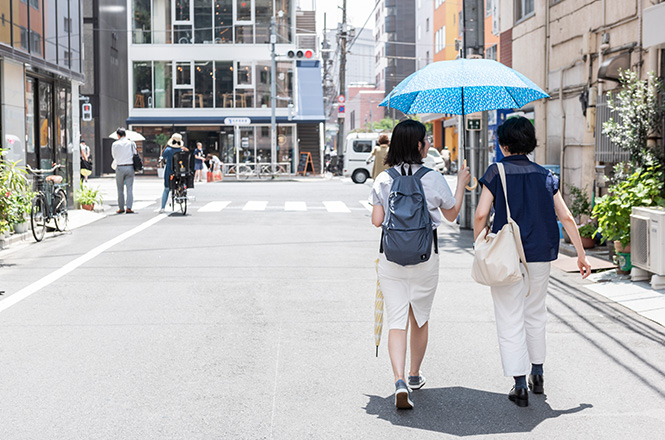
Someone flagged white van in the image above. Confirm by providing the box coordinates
[343,133,381,184]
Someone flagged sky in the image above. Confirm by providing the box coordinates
[308,0,376,34]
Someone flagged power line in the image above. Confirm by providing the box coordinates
[346,0,380,52]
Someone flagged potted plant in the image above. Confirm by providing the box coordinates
[577,219,597,249]
[75,185,103,211]
[7,190,35,233]
[0,148,33,234]
[565,183,594,245]
[154,133,170,178]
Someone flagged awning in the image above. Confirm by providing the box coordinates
[126,116,298,126]
[295,60,325,122]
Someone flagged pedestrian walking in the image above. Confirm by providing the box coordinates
[159,133,189,213]
[79,139,92,182]
[366,134,391,180]
[369,119,470,409]
[194,142,205,182]
[111,128,137,214]
[473,116,591,408]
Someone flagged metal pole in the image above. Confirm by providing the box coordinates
[270,14,277,173]
[336,0,347,155]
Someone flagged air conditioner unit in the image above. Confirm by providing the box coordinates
[631,207,665,289]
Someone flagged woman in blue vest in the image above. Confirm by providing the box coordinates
[474,116,591,407]
[159,133,189,214]
[369,119,470,409]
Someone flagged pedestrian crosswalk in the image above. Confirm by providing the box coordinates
[187,200,370,213]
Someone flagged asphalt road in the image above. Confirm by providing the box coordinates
[1,177,664,439]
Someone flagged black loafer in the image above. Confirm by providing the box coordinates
[528,374,544,394]
[508,386,529,407]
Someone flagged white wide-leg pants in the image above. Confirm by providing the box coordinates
[490,262,551,377]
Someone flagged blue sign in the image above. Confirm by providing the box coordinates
[338,105,345,113]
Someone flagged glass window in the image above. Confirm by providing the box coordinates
[239,127,254,162]
[57,0,71,67]
[256,126,271,163]
[194,0,212,43]
[353,141,372,153]
[70,0,80,71]
[254,0,270,44]
[38,81,53,169]
[215,61,234,107]
[175,24,192,43]
[194,61,214,107]
[274,0,291,43]
[175,0,191,21]
[133,61,153,108]
[133,0,151,43]
[26,78,36,155]
[255,62,270,108]
[236,62,252,86]
[29,0,44,57]
[234,24,253,44]
[214,0,233,43]
[515,0,534,22]
[154,61,173,108]
[45,0,57,61]
[154,0,172,43]
[236,0,251,21]
[0,9,11,46]
[276,61,293,108]
[175,89,194,108]
[277,125,294,167]
[235,89,254,108]
[13,1,29,52]
[176,62,191,85]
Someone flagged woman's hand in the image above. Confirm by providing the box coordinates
[578,255,592,279]
[457,164,471,188]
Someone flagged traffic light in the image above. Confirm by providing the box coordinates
[287,49,314,59]
[82,103,92,121]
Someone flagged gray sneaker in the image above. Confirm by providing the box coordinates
[408,373,426,390]
[394,380,414,409]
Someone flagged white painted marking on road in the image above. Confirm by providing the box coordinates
[243,201,268,211]
[359,200,373,212]
[269,322,283,439]
[284,201,307,211]
[0,214,168,315]
[198,201,231,212]
[323,201,351,213]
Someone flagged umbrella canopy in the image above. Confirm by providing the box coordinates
[379,58,549,115]
[374,258,384,357]
[109,129,146,141]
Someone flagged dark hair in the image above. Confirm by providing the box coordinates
[116,128,126,138]
[378,134,390,145]
[497,116,536,155]
[384,119,426,166]
[80,139,85,143]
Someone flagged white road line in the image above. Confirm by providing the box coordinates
[284,201,307,211]
[198,201,231,212]
[359,200,373,212]
[323,201,351,213]
[0,214,168,315]
[243,201,268,211]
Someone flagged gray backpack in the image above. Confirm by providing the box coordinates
[380,165,438,266]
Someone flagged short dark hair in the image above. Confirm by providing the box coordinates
[497,116,536,155]
[378,134,390,145]
[116,128,126,138]
[384,119,426,166]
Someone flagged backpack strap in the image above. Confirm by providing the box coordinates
[413,166,432,180]
[385,167,400,179]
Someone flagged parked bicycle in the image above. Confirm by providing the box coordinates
[26,164,68,242]
[236,162,290,180]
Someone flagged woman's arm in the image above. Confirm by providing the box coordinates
[554,191,592,278]
[440,165,471,222]
[473,186,494,241]
[372,204,385,227]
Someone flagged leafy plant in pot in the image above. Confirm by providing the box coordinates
[565,183,594,247]
[75,185,103,211]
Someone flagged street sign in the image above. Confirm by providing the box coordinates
[224,117,251,125]
[338,105,345,113]
[338,95,346,103]
[466,118,481,131]
[82,103,92,121]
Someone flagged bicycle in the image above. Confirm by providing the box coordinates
[26,164,69,242]
[170,157,191,215]
[236,162,290,180]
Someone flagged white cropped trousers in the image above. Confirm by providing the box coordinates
[490,262,551,377]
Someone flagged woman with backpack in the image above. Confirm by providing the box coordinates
[474,116,591,408]
[369,119,470,409]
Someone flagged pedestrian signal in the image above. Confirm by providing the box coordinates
[287,49,314,59]
[82,103,92,121]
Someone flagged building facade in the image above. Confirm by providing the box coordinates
[415,0,433,71]
[1,0,84,200]
[81,0,129,176]
[127,0,324,174]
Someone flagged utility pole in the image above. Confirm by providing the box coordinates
[336,0,347,156]
[270,13,277,173]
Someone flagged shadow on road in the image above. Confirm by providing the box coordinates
[363,387,591,436]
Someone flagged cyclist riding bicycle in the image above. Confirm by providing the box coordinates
[159,133,189,213]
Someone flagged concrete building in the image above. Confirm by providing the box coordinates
[1,0,84,202]
[81,0,129,176]
[374,0,416,116]
[345,84,384,132]
[415,0,433,71]
[126,0,325,174]
[496,0,665,200]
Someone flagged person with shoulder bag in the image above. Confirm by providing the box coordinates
[369,120,470,409]
[111,128,136,214]
[473,116,591,408]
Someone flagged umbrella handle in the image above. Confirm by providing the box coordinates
[462,160,478,191]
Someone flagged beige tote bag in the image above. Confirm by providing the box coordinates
[472,163,529,289]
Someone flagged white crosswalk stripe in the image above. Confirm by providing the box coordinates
[284,201,307,211]
[323,201,351,213]
[243,201,268,211]
[359,200,372,212]
[198,201,231,212]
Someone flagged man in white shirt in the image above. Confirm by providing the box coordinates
[111,128,136,214]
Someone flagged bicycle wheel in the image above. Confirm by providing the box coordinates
[30,196,47,242]
[236,165,252,180]
[53,189,69,232]
[177,187,187,215]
